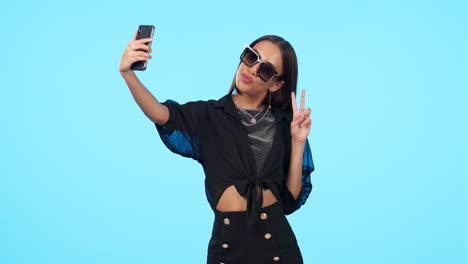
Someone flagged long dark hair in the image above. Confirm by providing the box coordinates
[229,35,298,113]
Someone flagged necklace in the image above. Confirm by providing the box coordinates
[232,95,266,124]
[238,106,264,124]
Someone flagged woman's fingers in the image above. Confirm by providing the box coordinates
[126,43,152,58]
[292,90,308,114]
[290,90,312,139]
[291,111,306,126]
[136,37,153,44]
[122,50,151,70]
[128,42,152,53]
[291,92,298,113]
[301,116,311,128]
[132,56,150,62]
[120,34,153,73]
[129,50,152,60]
[292,108,312,127]
[300,89,305,112]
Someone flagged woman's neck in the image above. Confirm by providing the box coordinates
[232,92,266,109]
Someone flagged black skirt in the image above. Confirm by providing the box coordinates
[207,201,303,264]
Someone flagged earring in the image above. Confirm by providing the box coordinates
[268,90,272,109]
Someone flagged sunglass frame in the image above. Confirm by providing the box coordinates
[240,46,280,83]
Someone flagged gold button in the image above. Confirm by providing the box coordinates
[222,243,229,249]
[264,233,272,239]
[273,256,280,261]
[223,217,230,225]
[260,212,268,220]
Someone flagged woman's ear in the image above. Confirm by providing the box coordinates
[270,80,285,92]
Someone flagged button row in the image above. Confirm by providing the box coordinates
[220,212,278,263]
[223,212,268,226]
[262,212,278,262]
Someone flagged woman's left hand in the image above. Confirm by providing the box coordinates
[290,89,312,143]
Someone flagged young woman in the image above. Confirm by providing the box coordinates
[120,31,315,264]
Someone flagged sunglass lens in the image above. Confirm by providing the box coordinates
[258,63,275,81]
[241,49,258,66]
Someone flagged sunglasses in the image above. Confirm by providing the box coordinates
[240,46,281,82]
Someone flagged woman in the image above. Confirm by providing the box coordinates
[120,31,315,264]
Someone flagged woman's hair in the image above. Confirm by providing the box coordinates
[229,35,298,113]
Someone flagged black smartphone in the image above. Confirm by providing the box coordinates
[130,25,155,71]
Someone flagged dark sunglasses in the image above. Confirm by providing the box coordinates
[240,46,281,82]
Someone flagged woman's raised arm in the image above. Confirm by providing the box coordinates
[119,30,169,125]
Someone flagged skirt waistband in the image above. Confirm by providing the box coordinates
[213,201,284,225]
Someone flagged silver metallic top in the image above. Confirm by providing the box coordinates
[235,106,276,175]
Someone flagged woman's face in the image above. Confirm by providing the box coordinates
[235,40,285,97]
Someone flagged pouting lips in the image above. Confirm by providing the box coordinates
[241,73,253,84]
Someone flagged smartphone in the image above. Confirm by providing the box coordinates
[130,25,155,71]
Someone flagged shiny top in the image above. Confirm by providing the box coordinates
[236,106,276,176]
[154,93,315,220]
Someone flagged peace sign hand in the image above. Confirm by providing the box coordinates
[290,89,312,143]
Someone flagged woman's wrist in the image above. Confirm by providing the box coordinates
[120,69,135,77]
[291,138,306,148]
[290,139,305,159]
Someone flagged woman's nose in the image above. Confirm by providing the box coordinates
[247,62,260,76]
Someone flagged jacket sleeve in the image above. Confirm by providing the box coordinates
[154,99,207,163]
[280,138,315,215]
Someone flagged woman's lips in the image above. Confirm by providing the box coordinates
[241,73,253,84]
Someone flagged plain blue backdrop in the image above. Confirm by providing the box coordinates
[2,0,466,263]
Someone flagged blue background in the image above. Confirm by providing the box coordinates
[2,0,466,263]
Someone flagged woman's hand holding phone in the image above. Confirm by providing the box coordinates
[119,27,169,125]
[119,30,153,73]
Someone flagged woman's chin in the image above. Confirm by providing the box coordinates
[235,82,247,94]
[235,80,266,97]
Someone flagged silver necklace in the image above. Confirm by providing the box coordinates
[248,106,270,124]
[232,96,265,124]
[240,107,264,124]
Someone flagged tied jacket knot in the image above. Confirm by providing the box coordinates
[237,178,272,226]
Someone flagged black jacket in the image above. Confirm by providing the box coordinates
[155,93,314,218]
